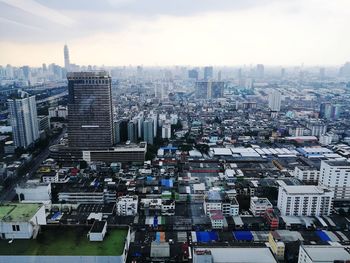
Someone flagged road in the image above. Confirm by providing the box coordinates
[0,128,66,202]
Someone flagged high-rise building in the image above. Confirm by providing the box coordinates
[280,68,285,79]
[319,103,342,120]
[268,90,282,111]
[114,119,128,144]
[256,64,264,79]
[319,160,350,200]
[127,120,138,143]
[64,44,70,72]
[204,66,213,80]
[195,81,224,99]
[161,124,171,139]
[277,184,333,216]
[188,69,199,80]
[67,71,113,149]
[7,91,39,148]
[143,118,154,145]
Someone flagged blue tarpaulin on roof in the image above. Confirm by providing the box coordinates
[153,216,158,227]
[316,230,331,242]
[161,179,173,188]
[156,232,160,242]
[147,176,153,182]
[196,231,218,243]
[233,231,253,241]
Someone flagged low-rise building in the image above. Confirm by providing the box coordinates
[293,166,320,183]
[250,197,273,216]
[116,195,138,216]
[15,180,51,203]
[0,203,46,239]
[209,210,224,229]
[298,245,350,263]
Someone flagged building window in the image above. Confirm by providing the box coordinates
[12,225,20,231]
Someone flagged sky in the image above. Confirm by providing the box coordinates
[0,0,350,67]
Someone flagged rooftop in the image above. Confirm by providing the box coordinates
[302,245,350,261]
[0,226,127,256]
[281,185,332,195]
[0,203,42,222]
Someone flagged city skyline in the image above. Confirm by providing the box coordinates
[1,0,350,66]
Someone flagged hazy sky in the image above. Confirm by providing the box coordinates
[0,0,350,67]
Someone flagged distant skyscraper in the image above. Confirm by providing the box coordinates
[143,118,154,145]
[114,119,128,144]
[268,90,282,111]
[188,69,199,80]
[281,68,285,79]
[67,71,113,149]
[204,66,213,80]
[127,119,138,143]
[64,44,70,72]
[256,64,264,79]
[195,81,224,99]
[7,91,39,148]
[319,67,325,80]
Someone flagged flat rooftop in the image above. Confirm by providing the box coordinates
[281,185,330,195]
[0,203,42,222]
[302,245,350,261]
[0,227,127,256]
[194,247,277,263]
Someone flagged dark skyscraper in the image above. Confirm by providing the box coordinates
[67,71,114,149]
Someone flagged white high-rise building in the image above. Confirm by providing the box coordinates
[268,90,282,111]
[7,92,39,148]
[161,124,171,139]
[64,44,70,72]
[143,118,154,145]
[319,160,350,200]
[277,184,333,216]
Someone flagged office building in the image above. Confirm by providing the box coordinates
[143,118,154,145]
[64,44,70,72]
[277,184,333,216]
[319,160,350,200]
[268,90,282,111]
[67,71,114,149]
[7,91,39,148]
[204,66,213,80]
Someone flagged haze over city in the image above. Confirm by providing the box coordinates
[1,1,350,263]
[1,0,350,66]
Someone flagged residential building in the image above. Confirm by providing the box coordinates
[7,91,39,148]
[268,90,282,111]
[209,210,224,229]
[250,197,273,216]
[161,124,171,139]
[294,166,320,183]
[116,195,138,216]
[48,106,68,119]
[0,203,46,239]
[15,180,51,203]
[268,231,285,260]
[319,160,350,200]
[277,185,333,216]
[204,191,239,216]
[143,118,154,145]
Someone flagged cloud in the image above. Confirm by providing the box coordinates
[0,0,74,26]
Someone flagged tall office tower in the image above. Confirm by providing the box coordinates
[256,64,264,79]
[67,71,113,149]
[64,44,70,72]
[237,68,245,87]
[204,66,213,80]
[7,91,39,148]
[143,118,154,145]
[319,160,350,200]
[268,90,282,111]
[319,102,332,119]
[127,120,138,143]
[195,81,224,99]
